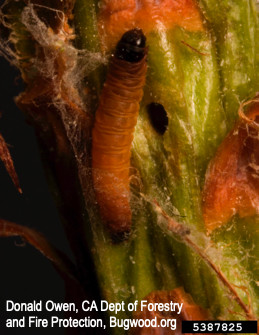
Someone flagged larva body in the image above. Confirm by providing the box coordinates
[92,29,147,237]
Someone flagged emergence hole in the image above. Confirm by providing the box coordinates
[147,103,168,135]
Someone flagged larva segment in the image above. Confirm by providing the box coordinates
[92,28,147,237]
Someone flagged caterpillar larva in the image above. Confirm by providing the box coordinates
[92,28,147,238]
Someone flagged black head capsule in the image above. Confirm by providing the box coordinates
[115,28,146,63]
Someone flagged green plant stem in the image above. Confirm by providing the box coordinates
[199,0,259,127]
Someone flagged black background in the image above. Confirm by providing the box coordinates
[0,51,72,334]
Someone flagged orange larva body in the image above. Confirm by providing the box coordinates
[92,29,147,236]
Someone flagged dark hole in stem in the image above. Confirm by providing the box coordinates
[147,103,168,135]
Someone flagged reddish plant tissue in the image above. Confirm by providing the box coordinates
[203,100,259,233]
[99,0,204,51]
[0,133,22,193]
[132,287,209,335]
